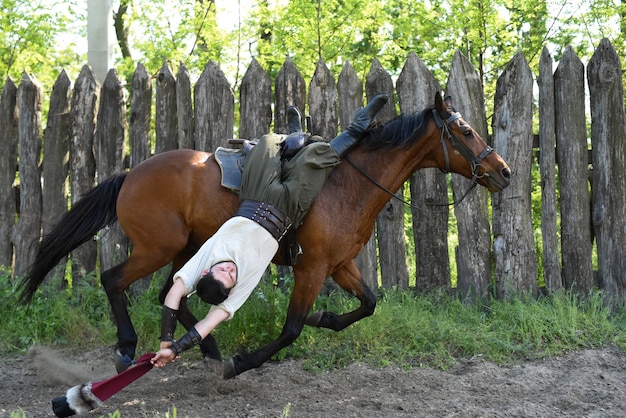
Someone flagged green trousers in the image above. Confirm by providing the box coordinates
[240,133,341,229]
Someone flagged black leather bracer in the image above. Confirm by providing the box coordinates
[160,305,178,342]
[169,327,202,356]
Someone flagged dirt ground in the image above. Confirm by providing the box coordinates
[2,344,626,418]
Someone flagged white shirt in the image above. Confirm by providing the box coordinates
[173,217,278,320]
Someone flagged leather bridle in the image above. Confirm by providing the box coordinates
[344,108,495,210]
[431,109,494,180]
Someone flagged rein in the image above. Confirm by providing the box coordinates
[345,109,494,210]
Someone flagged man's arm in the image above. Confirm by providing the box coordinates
[151,299,230,367]
[163,278,186,310]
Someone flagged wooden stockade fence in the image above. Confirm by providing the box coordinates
[1,38,625,305]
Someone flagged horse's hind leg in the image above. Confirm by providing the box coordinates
[102,247,179,372]
[305,260,377,331]
[100,263,141,372]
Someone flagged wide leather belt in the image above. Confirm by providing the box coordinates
[236,200,292,242]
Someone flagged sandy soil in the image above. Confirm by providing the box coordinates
[2,344,626,417]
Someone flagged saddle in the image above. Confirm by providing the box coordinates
[214,144,248,192]
[214,140,303,266]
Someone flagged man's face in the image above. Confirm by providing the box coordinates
[210,261,238,289]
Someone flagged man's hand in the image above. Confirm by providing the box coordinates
[151,346,178,368]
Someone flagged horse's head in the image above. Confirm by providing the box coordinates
[433,92,511,192]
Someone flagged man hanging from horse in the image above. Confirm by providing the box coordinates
[151,93,390,368]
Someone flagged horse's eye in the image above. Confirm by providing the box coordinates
[463,130,472,137]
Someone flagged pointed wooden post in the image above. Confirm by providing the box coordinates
[492,52,537,299]
[366,58,409,290]
[446,51,492,301]
[588,38,626,305]
[396,52,450,293]
[555,46,594,294]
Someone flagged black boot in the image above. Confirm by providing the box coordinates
[287,106,303,133]
[329,93,389,157]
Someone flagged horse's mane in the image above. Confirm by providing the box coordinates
[362,106,435,151]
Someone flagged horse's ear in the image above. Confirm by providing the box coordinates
[444,95,453,108]
[434,92,444,113]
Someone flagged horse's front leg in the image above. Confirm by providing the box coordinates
[305,260,377,331]
[101,264,138,373]
[222,270,326,379]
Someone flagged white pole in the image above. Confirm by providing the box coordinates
[87,0,114,84]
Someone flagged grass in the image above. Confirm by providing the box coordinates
[3,269,625,372]
[3,270,626,418]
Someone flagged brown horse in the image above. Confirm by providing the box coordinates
[19,92,510,378]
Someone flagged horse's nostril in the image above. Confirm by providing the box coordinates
[502,167,511,181]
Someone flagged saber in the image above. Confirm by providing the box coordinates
[51,352,155,417]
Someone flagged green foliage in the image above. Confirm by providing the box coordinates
[0,0,82,85]
[3,0,626,103]
[3,266,625,379]
[115,0,231,83]
[0,268,115,352]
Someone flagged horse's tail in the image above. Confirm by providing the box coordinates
[18,172,128,303]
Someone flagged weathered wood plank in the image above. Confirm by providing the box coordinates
[366,58,409,290]
[194,60,234,151]
[492,52,538,299]
[176,62,194,149]
[0,77,18,267]
[156,61,178,154]
[69,65,98,279]
[308,59,338,139]
[446,51,492,301]
[537,47,562,291]
[338,61,378,291]
[588,38,626,305]
[95,69,128,274]
[129,63,152,168]
[554,46,594,294]
[396,52,450,292]
[239,58,272,140]
[13,72,43,277]
[41,70,72,285]
[274,57,306,134]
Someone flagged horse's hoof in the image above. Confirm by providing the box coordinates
[305,310,324,327]
[203,357,224,375]
[114,350,134,373]
[222,357,238,380]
